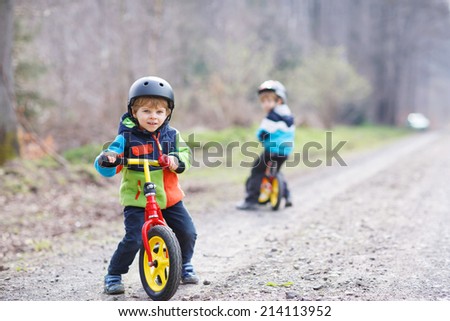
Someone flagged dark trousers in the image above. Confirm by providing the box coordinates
[245,152,290,203]
[108,201,197,275]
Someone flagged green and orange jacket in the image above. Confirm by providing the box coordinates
[94,113,191,209]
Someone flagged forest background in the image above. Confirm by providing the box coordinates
[1,0,450,164]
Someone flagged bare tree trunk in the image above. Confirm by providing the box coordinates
[0,0,19,165]
[147,0,164,74]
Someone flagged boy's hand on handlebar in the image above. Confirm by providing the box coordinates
[167,155,179,171]
[98,152,120,167]
[158,154,179,171]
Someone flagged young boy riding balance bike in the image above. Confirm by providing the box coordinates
[94,76,199,295]
[237,80,295,211]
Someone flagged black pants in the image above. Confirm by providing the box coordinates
[244,152,290,203]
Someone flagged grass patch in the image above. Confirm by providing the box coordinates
[316,124,412,152]
[33,239,53,252]
[63,143,103,164]
[184,125,258,149]
[60,124,412,187]
[181,123,412,184]
[266,281,294,287]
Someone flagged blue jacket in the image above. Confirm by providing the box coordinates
[256,104,295,156]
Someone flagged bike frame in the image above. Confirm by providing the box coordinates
[265,160,278,178]
[126,158,167,267]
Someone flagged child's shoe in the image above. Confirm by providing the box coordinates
[181,262,199,284]
[236,200,258,211]
[285,196,293,207]
[104,274,125,295]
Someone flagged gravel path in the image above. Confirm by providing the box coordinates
[1,130,449,301]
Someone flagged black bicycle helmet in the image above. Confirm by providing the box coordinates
[127,76,175,116]
[258,80,287,104]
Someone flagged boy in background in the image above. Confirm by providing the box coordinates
[237,80,295,210]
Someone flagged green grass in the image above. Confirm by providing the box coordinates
[63,143,103,164]
[61,124,412,186]
[180,123,412,184]
[314,124,412,152]
[184,123,411,153]
[184,125,259,149]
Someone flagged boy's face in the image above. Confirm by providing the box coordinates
[259,95,278,113]
[133,100,169,132]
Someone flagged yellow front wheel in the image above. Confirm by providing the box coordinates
[139,225,182,301]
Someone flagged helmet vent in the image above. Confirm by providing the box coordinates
[143,82,149,86]
[159,83,164,87]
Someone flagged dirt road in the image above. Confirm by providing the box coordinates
[1,129,449,301]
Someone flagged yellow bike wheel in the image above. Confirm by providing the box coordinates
[269,175,284,211]
[139,225,181,301]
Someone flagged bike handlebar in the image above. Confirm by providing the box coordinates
[99,153,171,168]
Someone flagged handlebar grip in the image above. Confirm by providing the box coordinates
[116,157,128,166]
[98,153,126,168]
[100,154,167,168]
[158,154,171,168]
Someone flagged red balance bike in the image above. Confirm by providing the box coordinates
[117,156,182,301]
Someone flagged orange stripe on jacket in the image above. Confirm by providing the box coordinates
[115,152,125,174]
[163,169,184,208]
[131,144,154,156]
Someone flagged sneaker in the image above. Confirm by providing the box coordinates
[104,274,125,295]
[236,200,258,211]
[285,196,293,207]
[181,262,199,284]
